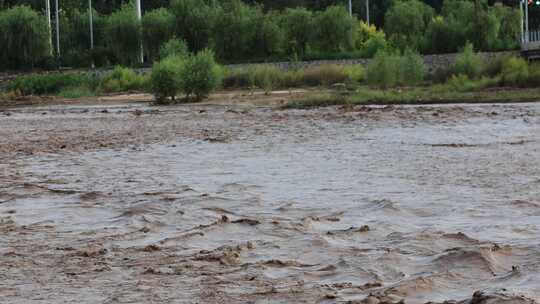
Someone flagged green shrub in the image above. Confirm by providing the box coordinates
[441,74,498,93]
[361,33,389,58]
[247,65,283,93]
[500,57,529,86]
[99,66,146,93]
[314,6,356,52]
[366,49,424,87]
[150,57,182,103]
[452,43,484,79]
[343,65,365,84]
[399,49,425,85]
[354,21,389,58]
[159,38,189,60]
[367,51,401,87]
[58,86,95,98]
[142,8,175,61]
[7,73,92,95]
[104,4,142,65]
[178,49,223,100]
[0,5,51,69]
[483,54,514,77]
[302,65,348,86]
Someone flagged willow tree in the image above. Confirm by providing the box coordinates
[0,5,51,69]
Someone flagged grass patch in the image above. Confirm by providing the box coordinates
[58,86,96,98]
[283,86,540,109]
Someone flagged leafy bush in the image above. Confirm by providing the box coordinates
[366,49,424,87]
[442,74,498,93]
[343,65,365,83]
[500,57,529,86]
[7,73,92,95]
[355,22,389,58]
[178,49,223,100]
[159,38,189,60]
[142,8,175,61]
[384,0,434,51]
[366,51,401,87]
[248,65,283,93]
[280,7,314,57]
[452,43,484,79]
[99,66,147,93]
[483,54,513,77]
[302,65,348,86]
[399,49,425,85]
[104,4,142,65]
[150,57,182,103]
[58,86,95,98]
[0,5,51,69]
[314,6,356,52]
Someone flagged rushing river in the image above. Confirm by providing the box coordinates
[1,102,539,303]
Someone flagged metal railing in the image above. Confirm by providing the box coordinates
[528,30,540,42]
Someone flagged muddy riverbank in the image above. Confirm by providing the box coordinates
[1,100,539,303]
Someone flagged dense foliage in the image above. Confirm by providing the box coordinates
[0,5,51,69]
[0,0,525,70]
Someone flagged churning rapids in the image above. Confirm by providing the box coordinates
[1,100,540,304]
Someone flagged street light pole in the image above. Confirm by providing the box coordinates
[366,0,370,25]
[89,0,94,68]
[45,0,52,55]
[55,0,60,57]
[135,0,143,64]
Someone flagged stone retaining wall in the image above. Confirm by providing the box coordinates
[227,51,519,74]
[0,51,521,87]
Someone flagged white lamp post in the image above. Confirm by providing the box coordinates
[135,0,143,63]
[55,0,60,57]
[89,0,94,68]
[366,0,370,25]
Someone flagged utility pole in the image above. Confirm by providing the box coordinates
[89,0,94,68]
[348,0,352,16]
[525,0,530,42]
[55,0,60,57]
[135,0,143,64]
[366,0,370,25]
[45,0,52,55]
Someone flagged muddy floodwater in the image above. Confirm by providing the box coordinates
[1,100,540,304]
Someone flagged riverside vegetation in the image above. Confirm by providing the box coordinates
[3,43,540,106]
[0,0,522,70]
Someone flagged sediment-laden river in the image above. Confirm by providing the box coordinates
[1,101,539,303]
